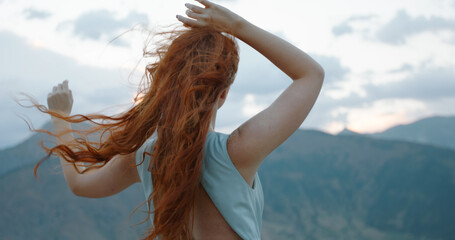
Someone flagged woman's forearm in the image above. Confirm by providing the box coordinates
[234,19,324,81]
[52,118,80,192]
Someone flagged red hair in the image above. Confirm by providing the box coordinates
[24,27,239,239]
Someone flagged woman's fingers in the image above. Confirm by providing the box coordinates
[176,15,205,27]
[180,0,235,31]
[186,9,206,21]
[63,80,69,90]
[185,3,204,13]
[50,80,71,95]
[52,80,70,93]
[195,0,214,8]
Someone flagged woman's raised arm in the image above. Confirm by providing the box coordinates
[179,0,324,183]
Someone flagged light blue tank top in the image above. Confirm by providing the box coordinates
[135,131,264,239]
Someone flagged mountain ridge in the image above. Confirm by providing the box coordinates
[337,115,455,150]
[1,116,454,239]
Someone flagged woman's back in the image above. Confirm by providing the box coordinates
[191,129,264,239]
[191,184,243,239]
[136,131,264,239]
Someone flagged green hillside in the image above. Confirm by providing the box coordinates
[0,122,52,176]
[0,160,149,240]
[260,130,455,239]
[1,126,455,239]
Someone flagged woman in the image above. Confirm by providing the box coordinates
[38,0,324,239]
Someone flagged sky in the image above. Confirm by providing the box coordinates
[1,0,455,149]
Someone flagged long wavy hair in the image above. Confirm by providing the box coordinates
[23,27,239,239]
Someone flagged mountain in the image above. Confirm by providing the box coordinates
[1,121,455,239]
[0,121,96,177]
[0,121,53,177]
[366,116,455,150]
[260,130,455,240]
[0,160,149,240]
[0,121,149,240]
[337,127,360,136]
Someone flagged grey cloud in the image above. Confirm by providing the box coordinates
[231,41,290,96]
[332,14,376,37]
[302,87,370,131]
[23,8,51,20]
[348,15,376,21]
[388,64,413,73]
[0,31,133,149]
[303,65,455,131]
[332,22,353,36]
[312,54,350,86]
[66,10,148,44]
[232,41,349,97]
[365,67,455,101]
[377,10,455,45]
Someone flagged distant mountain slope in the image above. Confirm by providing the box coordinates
[0,121,93,177]
[337,127,360,136]
[367,116,455,150]
[0,160,149,240]
[1,128,455,239]
[260,130,455,240]
[0,121,53,176]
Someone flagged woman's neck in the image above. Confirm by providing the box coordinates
[209,109,217,132]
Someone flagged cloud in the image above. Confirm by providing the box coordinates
[388,64,413,73]
[303,63,455,134]
[22,8,51,20]
[242,94,267,117]
[332,22,353,36]
[0,31,135,149]
[60,10,149,45]
[232,40,349,96]
[376,10,455,45]
[230,41,289,96]
[330,98,429,133]
[312,54,350,86]
[365,67,455,101]
[332,15,376,37]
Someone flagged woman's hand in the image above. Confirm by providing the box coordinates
[177,0,244,34]
[47,80,73,117]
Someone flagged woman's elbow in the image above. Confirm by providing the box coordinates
[68,181,89,197]
[300,63,325,82]
[312,63,325,81]
[69,183,84,197]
